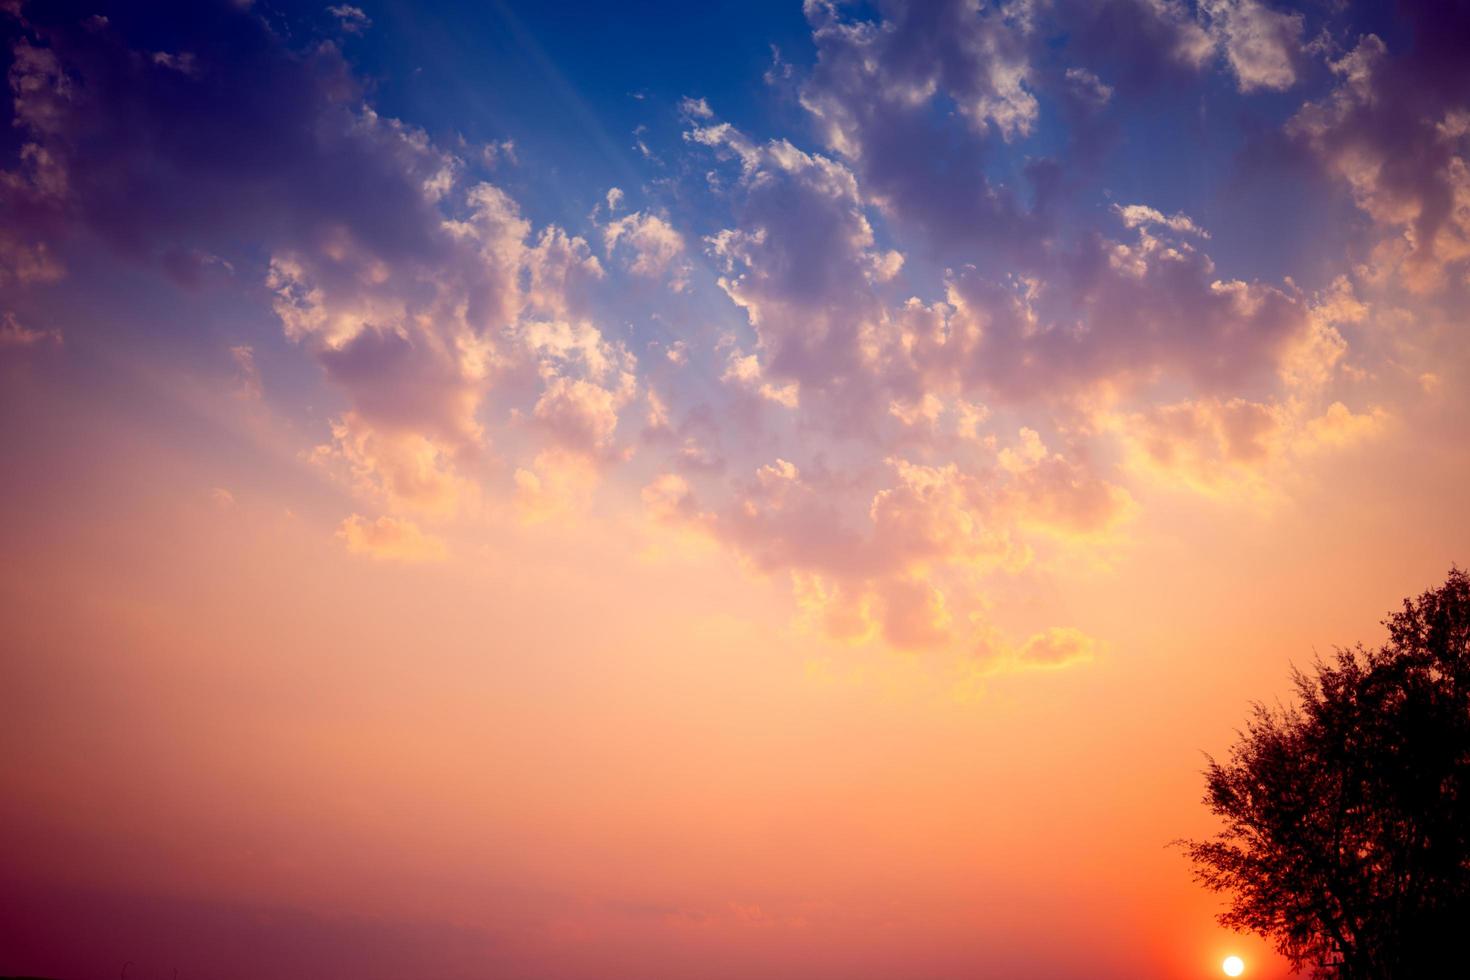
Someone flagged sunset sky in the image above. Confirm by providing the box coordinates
[2,1,1469,977]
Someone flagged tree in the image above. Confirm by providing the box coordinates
[1183,569,1470,979]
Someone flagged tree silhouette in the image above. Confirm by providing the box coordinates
[1183,569,1470,979]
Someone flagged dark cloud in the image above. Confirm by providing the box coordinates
[799,0,1049,261]
[2,0,449,273]
[1050,0,1217,96]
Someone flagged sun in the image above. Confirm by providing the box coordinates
[1223,955,1245,976]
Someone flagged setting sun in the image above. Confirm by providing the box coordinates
[1223,955,1245,977]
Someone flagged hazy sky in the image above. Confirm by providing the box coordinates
[2,1,1468,977]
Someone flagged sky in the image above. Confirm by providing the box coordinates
[1,0,1468,977]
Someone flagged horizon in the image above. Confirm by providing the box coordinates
[2,1,1469,977]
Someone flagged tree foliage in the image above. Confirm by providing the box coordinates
[1184,569,1470,978]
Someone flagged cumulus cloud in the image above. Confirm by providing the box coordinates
[722,350,800,409]
[2,5,546,519]
[1111,395,1386,499]
[998,429,1136,538]
[0,4,638,535]
[313,413,474,519]
[691,121,912,425]
[642,443,1128,652]
[1113,203,1209,238]
[1288,14,1470,291]
[1302,400,1387,451]
[603,210,688,288]
[798,0,1044,254]
[519,317,638,460]
[15,6,632,518]
[669,81,1362,646]
[532,375,634,456]
[271,249,495,447]
[933,226,1314,401]
[1201,0,1304,93]
[3,0,1443,672]
[691,111,1323,431]
[867,459,1018,573]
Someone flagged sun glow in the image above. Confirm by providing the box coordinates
[1223,955,1245,976]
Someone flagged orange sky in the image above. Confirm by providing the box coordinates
[2,337,1465,977]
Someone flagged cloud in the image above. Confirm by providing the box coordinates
[888,393,944,430]
[997,429,1136,538]
[691,111,1322,438]
[1,5,537,509]
[313,413,474,519]
[868,459,1017,573]
[518,317,638,460]
[603,210,688,287]
[230,345,262,400]
[1,40,69,287]
[327,5,371,34]
[0,227,64,287]
[1288,10,1470,292]
[2,0,1441,676]
[1115,397,1285,496]
[525,225,605,319]
[1302,400,1387,451]
[2,9,454,283]
[532,375,634,456]
[1200,0,1304,93]
[691,122,904,425]
[151,50,200,76]
[1063,67,1113,106]
[804,0,1037,143]
[1011,626,1099,670]
[336,513,448,562]
[1111,395,1387,499]
[1113,203,1209,238]
[1054,0,1214,95]
[678,95,713,119]
[0,311,61,349]
[296,308,491,447]
[721,350,800,409]
[0,6,632,526]
[935,226,1314,401]
[798,0,1044,255]
[642,444,1128,652]
[514,449,601,521]
[875,576,952,650]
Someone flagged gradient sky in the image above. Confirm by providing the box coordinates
[2,1,1469,977]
